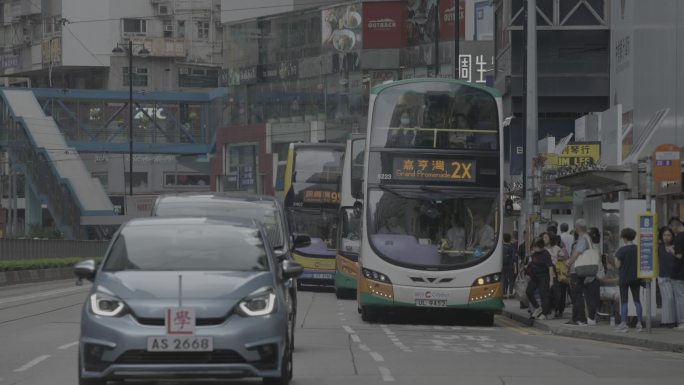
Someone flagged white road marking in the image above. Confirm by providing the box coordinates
[341,318,346,321]
[370,352,385,362]
[358,344,370,352]
[14,355,50,372]
[338,312,344,316]
[350,334,361,343]
[379,367,395,382]
[58,341,79,350]
[0,287,85,305]
[342,325,355,334]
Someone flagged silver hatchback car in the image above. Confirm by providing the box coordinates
[75,217,303,385]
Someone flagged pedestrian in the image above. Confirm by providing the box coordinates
[526,237,554,319]
[565,219,591,326]
[517,230,529,309]
[502,233,517,298]
[670,218,684,330]
[584,227,603,325]
[543,232,564,319]
[614,227,643,332]
[560,222,574,258]
[658,226,677,327]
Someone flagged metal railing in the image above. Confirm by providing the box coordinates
[0,239,109,261]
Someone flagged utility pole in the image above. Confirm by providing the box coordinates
[434,0,440,77]
[521,0,538,238]
[454,0,460,79]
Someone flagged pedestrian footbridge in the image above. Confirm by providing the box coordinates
[0,89,115,239]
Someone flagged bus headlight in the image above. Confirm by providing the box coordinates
[472,273,501,287]
[362,268,392,284]
[469,274,502,302]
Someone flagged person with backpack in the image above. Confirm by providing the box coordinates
[526,237,555,319]
[502,233,517,299]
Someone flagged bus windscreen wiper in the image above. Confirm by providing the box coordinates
[379,184,403,197]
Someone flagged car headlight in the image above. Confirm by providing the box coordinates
[238,287,277,317]
[89,292,126,317]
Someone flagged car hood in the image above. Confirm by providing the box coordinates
[93,271,275,319]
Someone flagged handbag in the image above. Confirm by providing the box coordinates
[574,234,599,278]
[514,267,530,305]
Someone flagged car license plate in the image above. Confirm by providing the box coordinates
[415,299,448,308]
[147,336,213,352]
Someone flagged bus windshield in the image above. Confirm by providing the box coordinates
[370,82,498,150]
[288,209,339,255]
[294,147,343,184]
[367,188,499,269]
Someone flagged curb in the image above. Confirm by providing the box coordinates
[501,308,684,353]
[0,267,75,287]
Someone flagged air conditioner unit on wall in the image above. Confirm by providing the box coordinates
[164,25,173,32]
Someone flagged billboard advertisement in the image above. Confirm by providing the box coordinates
[363,1,406,49]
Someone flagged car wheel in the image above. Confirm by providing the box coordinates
[78,352,107,385]
[262,341,293,385]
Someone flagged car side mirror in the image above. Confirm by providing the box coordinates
[273,247,287,262]
[282,259,304,279]
[292,233,311,249]
[74,259,97,284]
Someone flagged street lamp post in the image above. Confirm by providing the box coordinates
[112,40,149,196]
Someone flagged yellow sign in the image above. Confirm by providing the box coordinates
[545,143,601,167]
[393,158,476,182]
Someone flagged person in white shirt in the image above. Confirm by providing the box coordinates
[446,215,466,250]
[560,222,574,259]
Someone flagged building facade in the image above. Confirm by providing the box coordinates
[216,0,497,192]
[0,0,224,91]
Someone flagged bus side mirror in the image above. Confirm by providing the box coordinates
[292,233,311,249]
[353,201,363,218]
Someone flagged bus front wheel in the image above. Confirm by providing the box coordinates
[360,306,378,323]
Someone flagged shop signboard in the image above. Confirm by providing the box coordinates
[363,1,406,49]
[545,142,601,204]
[653,144,681,195]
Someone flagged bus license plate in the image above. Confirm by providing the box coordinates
[313,273,333,280]
[415,299,447,308]
[147,336,213,352]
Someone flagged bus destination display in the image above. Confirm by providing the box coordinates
[391,157,476,182]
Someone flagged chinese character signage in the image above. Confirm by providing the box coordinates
[392,157,476,182]
[553,142,601,167]
[363,1,406,49]
[302,190,341,204]
[166,307,196,335]
[653,144,681,195]
[637,213,658,279]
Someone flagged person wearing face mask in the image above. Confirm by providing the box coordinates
[387,111,416,148]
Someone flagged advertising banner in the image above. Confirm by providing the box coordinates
[322,4,362,52]
[439,0,465,41]
[363,1,406,49]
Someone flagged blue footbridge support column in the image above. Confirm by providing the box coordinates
[24,179,42,236]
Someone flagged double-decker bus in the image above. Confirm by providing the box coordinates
[357,79,503,324]
[283,142,345,287]
[335,134,366,299]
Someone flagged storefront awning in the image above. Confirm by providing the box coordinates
[555,166,634,193]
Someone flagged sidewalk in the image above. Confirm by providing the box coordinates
[501,299,684,353]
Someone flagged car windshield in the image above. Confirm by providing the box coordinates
[154,201,286,248]
[367,188,499,269]
[102,223,269,272]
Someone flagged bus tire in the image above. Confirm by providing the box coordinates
[478,313,495,326]
[360,306,378,323]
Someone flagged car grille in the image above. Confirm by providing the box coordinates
[116,350,246,365]
[135,317,226,326]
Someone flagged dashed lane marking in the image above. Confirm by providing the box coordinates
[351,334,361,343]
[370,352,385,362]
[14,355,50,372]
[379,367,395,382]
[342,325,355,334]
[58,341,79,350]
[358,344,371,352]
